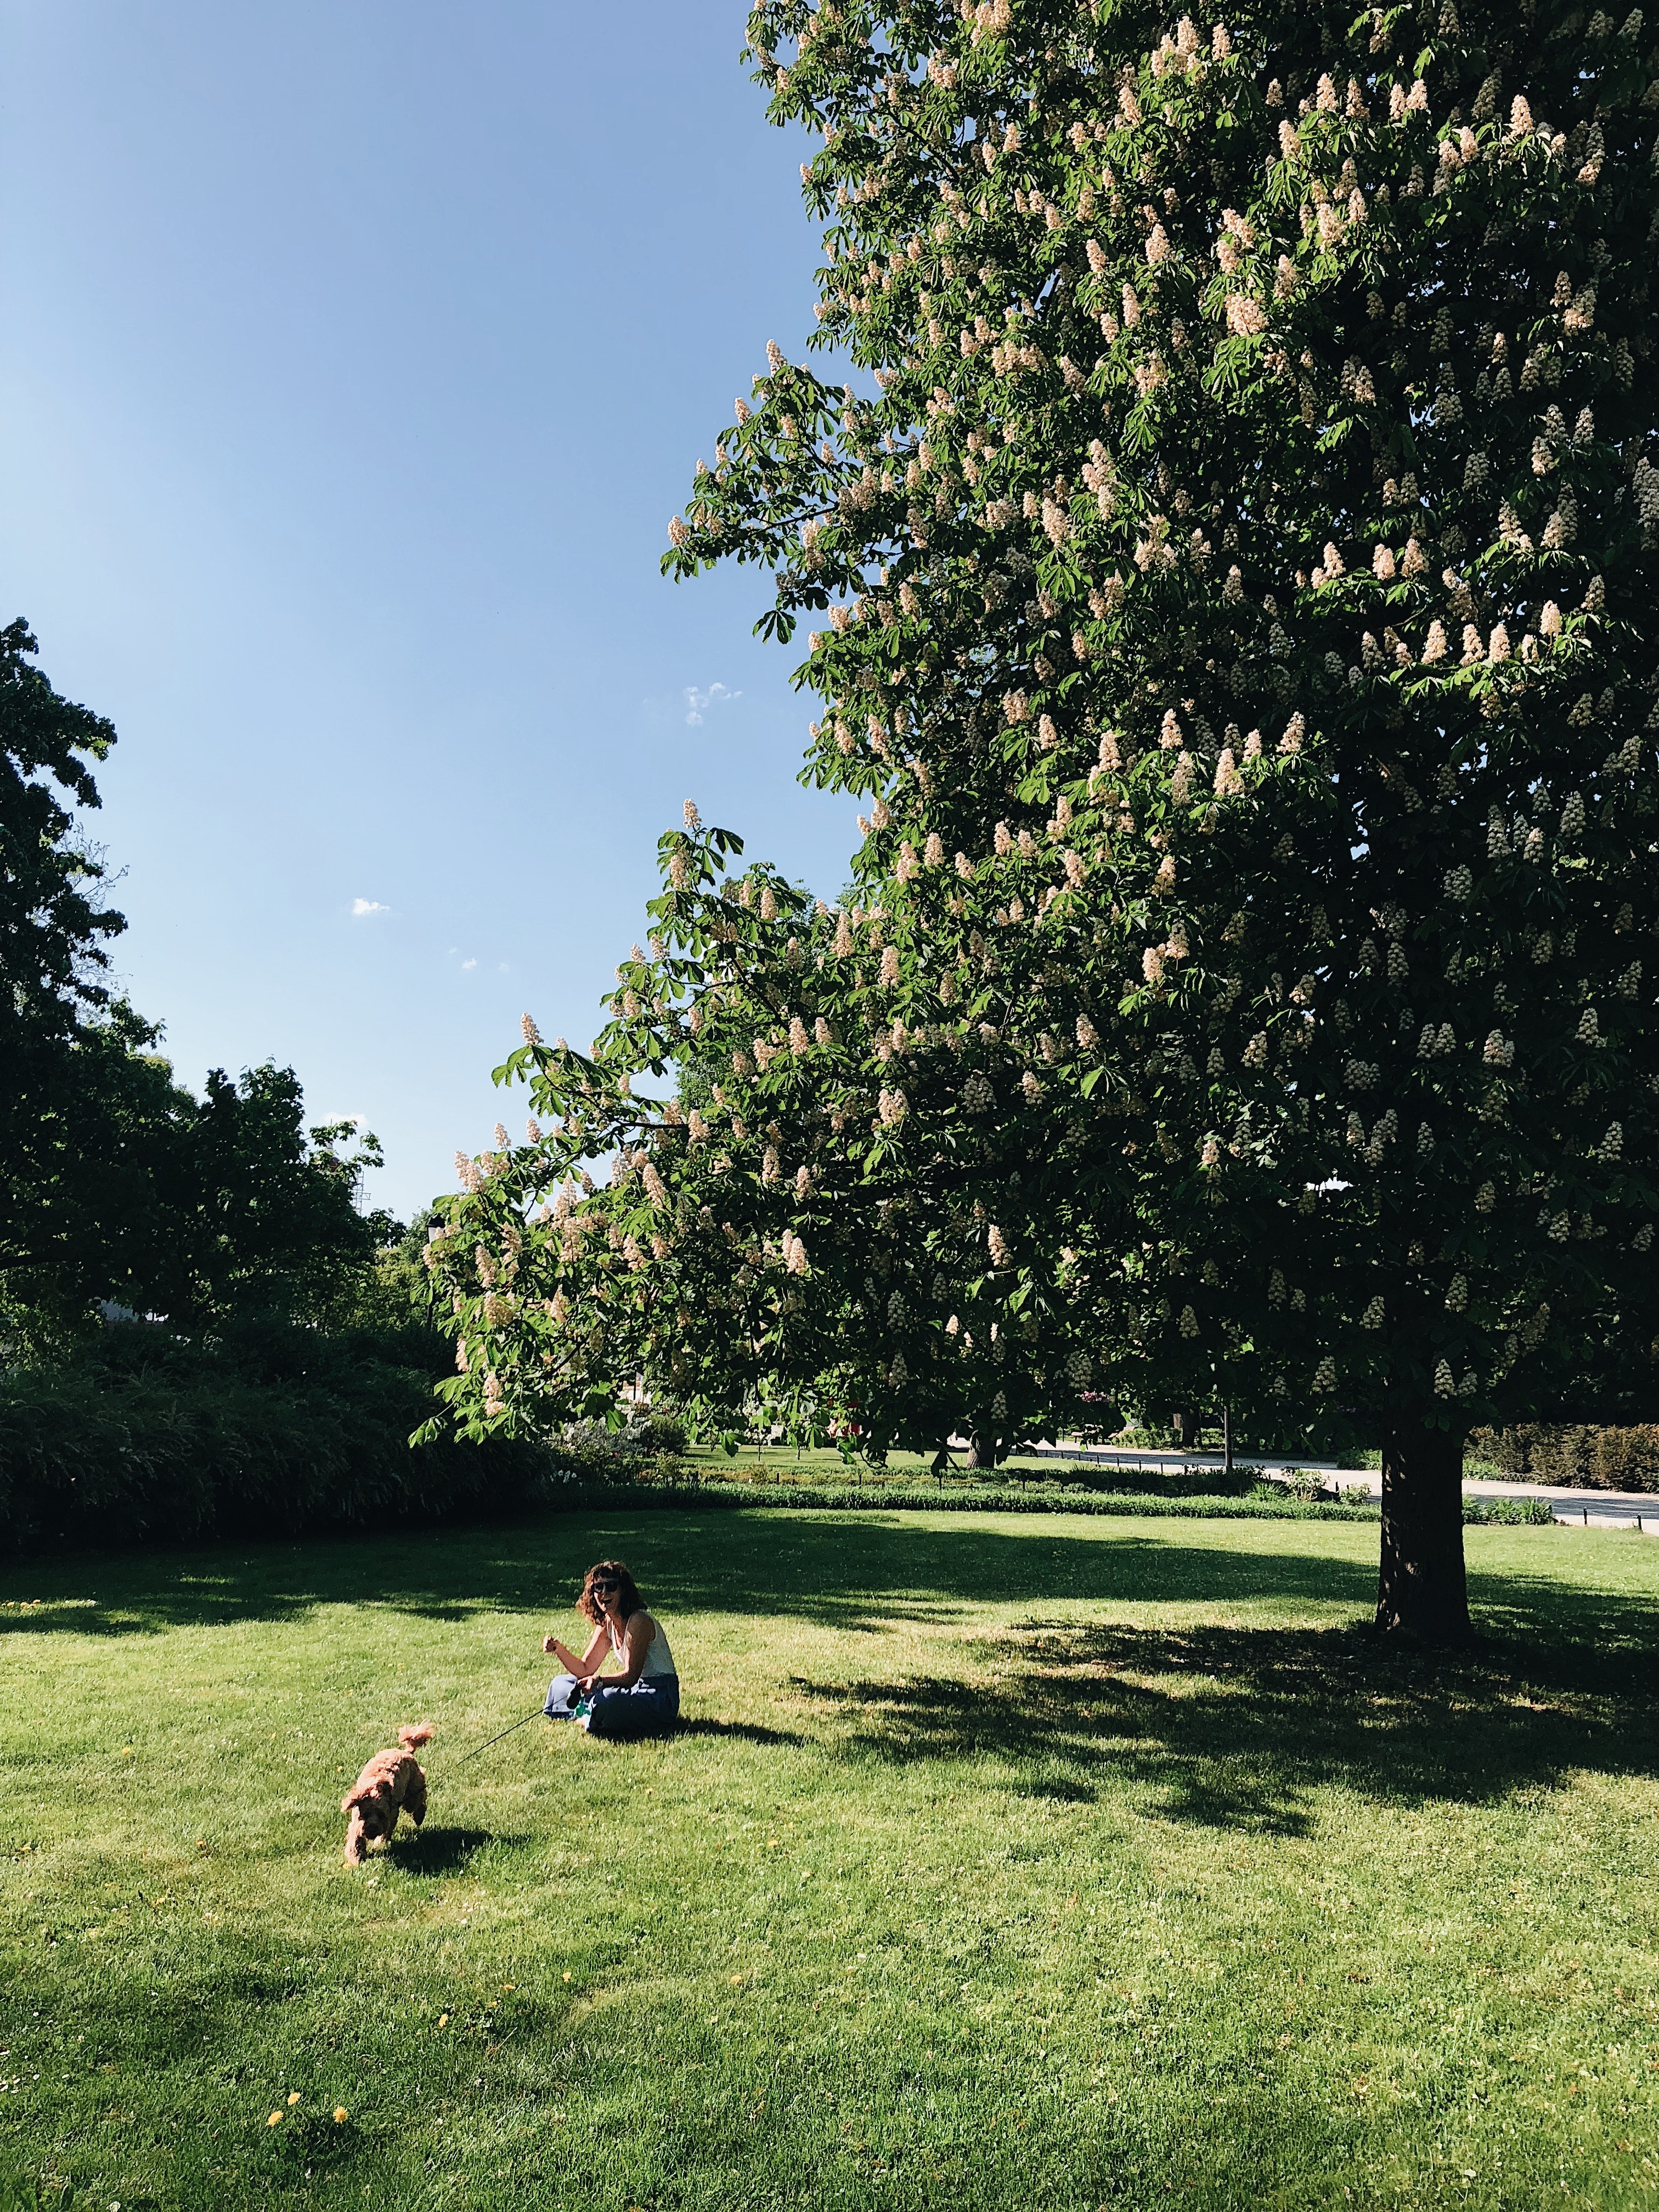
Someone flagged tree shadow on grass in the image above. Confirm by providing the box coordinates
[644,1520,1387,1632]
[787,1612,1659,1835]
[670,1717,812,1748]
[3,1513,1654,1688]
[0,1514,1384,1637]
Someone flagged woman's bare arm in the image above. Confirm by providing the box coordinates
[543,1624,608,1673]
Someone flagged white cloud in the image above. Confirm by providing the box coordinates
[351,897,390,917]
[684,680,741,727]
[460,957,477,971]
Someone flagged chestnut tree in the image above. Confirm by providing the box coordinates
[426,0,1659,1643]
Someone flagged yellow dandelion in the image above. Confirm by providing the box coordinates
[437,2013,449,2028]
[287,2090,301,2104]
[267,2111,283,2126]
[562,1971,571,1982]
[334,2107,348,2125]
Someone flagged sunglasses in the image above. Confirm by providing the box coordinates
[590,1577,620,1593]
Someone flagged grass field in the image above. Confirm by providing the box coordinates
[3,1508,1656,2210]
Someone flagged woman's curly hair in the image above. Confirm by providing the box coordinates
[575,1559,645,1627]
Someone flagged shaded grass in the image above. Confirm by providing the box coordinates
[2,1510,1657,2210]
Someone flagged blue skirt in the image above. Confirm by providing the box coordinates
[544,1672,680,1738]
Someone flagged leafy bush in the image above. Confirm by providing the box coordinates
[1469,1425,1659,1494]
[640,1414,689,1457]
[0,1320,552,1553]
[1461,1497,1558,1527]
[996,1457,1262,1499]
[547,1420,642,1480]
[524,1479,1382,1525]
[1249,1471,1344,1505]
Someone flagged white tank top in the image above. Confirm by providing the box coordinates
[613,1609,676,1677]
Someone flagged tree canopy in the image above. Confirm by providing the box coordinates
[0,616,123,1036]
[3,1000,396,1341]
[425,0,1659,1637]
[1,624,395,1342]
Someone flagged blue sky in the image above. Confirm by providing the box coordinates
[1,1,856,1222]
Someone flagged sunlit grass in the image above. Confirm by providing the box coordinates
[2,1509,1656,2209]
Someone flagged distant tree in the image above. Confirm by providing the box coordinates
[2,618,128,1341]
[1,622,393,1340]
[0,616,123,1035]
[3,1006,392,1338]
[428,0,1659,1642]
[138,1076,393,1329]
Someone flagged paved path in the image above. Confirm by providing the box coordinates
[1023,1443,1658,1528]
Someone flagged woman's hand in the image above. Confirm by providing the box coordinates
[543,1635,558,1656]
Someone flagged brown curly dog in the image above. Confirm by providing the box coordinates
[342,1724,433,1864]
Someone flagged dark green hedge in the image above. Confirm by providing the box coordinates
[563,1475,1553,1525]
[1,1327,1563,1557]
[0,1320,553,1551]
[531,1476,1388,1522]
[1470,1424,1659,1493]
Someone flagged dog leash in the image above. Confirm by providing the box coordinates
[452,1705,546,1768]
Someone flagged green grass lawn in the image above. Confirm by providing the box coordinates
[3,1509,1656,2211]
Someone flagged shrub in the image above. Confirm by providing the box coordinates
[529,1479,1381,1525]
[640,1414,689,1457]
[992,1457,1263,1500]
[1249,1470,1342,1505]
[0,1320,551,1553]
[547,1420,640,1480]
[1461,1497,1558,1527]
[1469,1426,1659,1493]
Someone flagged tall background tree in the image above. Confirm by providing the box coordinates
[0,615,123,1030]
[427,0,1659,1643]
[1,622,393,1340]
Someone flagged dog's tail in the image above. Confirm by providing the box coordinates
[399,1723,435,1751]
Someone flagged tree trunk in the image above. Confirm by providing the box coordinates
[1222,1402,1233,1481]
[967,1428,998,1470]
[1376,1413,1470,1643]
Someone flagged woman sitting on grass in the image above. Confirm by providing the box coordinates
[542,1560,680,1737]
